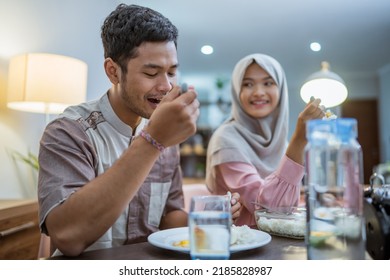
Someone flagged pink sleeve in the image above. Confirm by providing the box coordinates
[215,155,303,224]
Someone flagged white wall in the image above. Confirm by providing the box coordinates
[0,119,38,198]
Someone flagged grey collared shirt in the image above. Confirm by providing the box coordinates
[38,93,184,255]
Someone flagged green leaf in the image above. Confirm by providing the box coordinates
[11,150,39,170]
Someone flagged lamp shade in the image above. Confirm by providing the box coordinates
[7,53,87,114]
[300,61,348,108]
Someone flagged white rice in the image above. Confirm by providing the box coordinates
[230,225,257,245]
[257,216,306,238]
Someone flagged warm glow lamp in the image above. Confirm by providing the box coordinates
[7,53,88,117]
[300,61,348,108]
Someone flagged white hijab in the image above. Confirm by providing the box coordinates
[206,53,289,192]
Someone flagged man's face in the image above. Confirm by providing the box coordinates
[119,41,178,120]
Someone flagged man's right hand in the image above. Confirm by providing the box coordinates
[145,85,200,148]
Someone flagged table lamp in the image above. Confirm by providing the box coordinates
[300,61,348,108]
[6,53,88,121]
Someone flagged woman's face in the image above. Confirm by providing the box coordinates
[239,63,280,119]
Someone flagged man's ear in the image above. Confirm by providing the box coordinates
[104,58,120,84]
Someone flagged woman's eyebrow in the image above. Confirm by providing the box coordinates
[242,75,273,81]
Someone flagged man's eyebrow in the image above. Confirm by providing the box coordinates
[142,63,179,69]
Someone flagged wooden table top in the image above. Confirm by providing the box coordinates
[49,234,307,260]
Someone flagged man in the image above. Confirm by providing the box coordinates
[38,4,240,257]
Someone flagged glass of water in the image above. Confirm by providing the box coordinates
[188,195,232,260]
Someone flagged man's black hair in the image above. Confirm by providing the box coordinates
[101,4,178,74]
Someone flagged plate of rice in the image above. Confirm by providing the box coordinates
[148,225,271,253]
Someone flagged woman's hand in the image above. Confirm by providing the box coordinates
[230,192,242,223]
[286,97,324,164]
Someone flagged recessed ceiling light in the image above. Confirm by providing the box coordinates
[201,45,214,55]
[310,42,321,52]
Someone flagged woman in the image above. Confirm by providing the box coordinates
[206,53,324,226]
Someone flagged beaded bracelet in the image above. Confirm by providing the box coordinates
[139,129,165,152]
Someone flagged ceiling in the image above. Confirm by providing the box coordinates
[126,0,390,94]
[1,0,389,101]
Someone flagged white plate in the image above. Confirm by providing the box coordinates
[147,227,271,253]
[314,207,340,221]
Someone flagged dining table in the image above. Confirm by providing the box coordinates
[48,234,307,260]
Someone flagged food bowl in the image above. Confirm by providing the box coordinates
[255,207,306,239]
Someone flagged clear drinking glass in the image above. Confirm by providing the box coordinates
[188,195,232,260]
